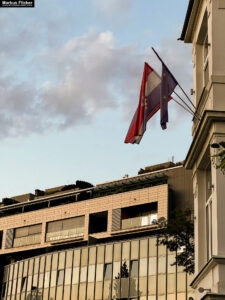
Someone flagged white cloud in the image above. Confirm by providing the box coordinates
[91,0,133,15]
[0,20,193,139]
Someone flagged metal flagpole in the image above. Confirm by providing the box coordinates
[148,57,200,121]
[172,96,200,121]
[151,47,196,110]
[173,91,201,121]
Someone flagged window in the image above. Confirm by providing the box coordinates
[203,34,209,87]
[130,260,138,277]
[57,270,64,286]
[46,216,84,242]
[121,202,158,230]
[206,196,212,260]
[21,277,27,292]
[89,211,108,234]
[104,263,112,280]
[13,224,42,247]
[206,163,212,260]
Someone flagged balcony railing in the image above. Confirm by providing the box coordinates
[46,227,84,242]
[13,234,41,248]
[121,214,157,230]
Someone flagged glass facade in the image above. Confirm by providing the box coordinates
[1,236,195,300]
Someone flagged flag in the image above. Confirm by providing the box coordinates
[125,62,170,144]
[160,63,178,129]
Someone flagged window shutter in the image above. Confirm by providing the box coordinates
[5,229,14,249]
[112,208,121,231]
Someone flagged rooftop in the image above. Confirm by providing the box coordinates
[0,161,183,217]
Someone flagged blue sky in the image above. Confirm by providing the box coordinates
[0,0,193,200]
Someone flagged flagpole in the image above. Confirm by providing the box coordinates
[172,96,201,121]
[152,65,198,119]
[172,97,195,117]
[173,91,201,121]
[151,47,196,110]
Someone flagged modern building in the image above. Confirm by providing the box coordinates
[180,0,225,299]
[0,162,194,300]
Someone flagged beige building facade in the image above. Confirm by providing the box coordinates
[0,162,194,300]
[181,0,225,299]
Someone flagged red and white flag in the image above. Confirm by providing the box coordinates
[125,62,164,144]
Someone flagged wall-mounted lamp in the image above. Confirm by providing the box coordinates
[198,287,211,293]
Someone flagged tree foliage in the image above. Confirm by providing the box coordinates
[153,209,194,274]
[211,142,225,173]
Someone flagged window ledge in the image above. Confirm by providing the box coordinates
[111,224,158,236]
[49,235,84,245]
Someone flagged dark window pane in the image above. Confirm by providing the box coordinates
[130,260,138,277]
[21,277,27,292]
[104,263,112,280]
[57,270,64,286]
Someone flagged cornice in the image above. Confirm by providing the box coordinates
[191,256,225,288]
[180,0,201,42]
[185,110,225,169]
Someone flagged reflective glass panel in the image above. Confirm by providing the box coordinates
[80,266,87,283]
[40,256,45,273]
[149,238,157,257]
[139,258,147,277]
[89,247,96,265]
[64,268,72,285]
[131,240,139,260]
[88,265,95,282]
[66,250,73,268]
[28,259,34,275]
[58,252,65,270]
[105,244,113,263]
[97,246,104,264]
[73,249,81,267]
[45,255,52,272]
[63,285,71,300]
[72,267,80,284]
[104,263,112,280]
[113,243,121,262]
[50,271,57,287]
[52,253,58,271]
[130,260,138,277]
[34,258,39,274]
[57,270,64,286]
[56,286,63,300]
[13,264,18,280]
[140,239,148,258]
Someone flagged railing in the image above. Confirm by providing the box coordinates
[13,234,41,247]
[121,214,157,230]
[46,227,84,242]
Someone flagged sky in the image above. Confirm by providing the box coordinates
[0,0,193,200]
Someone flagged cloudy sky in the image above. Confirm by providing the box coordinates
[0,0,193,200]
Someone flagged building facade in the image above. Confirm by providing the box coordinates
[180,0,225,299]
[0,162,194,300]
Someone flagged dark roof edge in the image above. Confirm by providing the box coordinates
[179,0,194,41]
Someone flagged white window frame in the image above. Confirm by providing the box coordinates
[206,195,212,260]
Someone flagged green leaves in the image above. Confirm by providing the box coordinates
[154,209,194,274]
[211,142,225,172]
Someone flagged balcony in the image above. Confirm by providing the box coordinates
[46,227,84,242]
[121,213,157,230]
[13,234,41,247]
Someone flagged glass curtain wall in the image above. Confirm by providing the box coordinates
[1,237,195,300]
